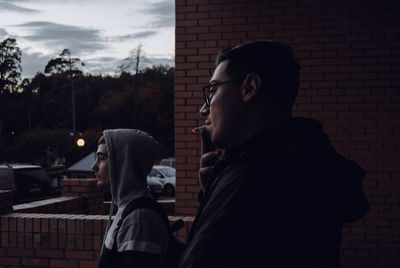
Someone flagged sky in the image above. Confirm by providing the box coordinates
[0,0,175,78]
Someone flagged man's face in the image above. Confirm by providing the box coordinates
[199,61,244,148]
[91,143,110,191]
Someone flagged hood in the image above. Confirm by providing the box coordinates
[236,117,370,224]
[104,129,159,207]
[279,118,370,223]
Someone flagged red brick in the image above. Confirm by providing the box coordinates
[187,69,210,76]
[55,233,65,249]
[65,250,94,260]
[84,234,93,250]
[176,34,197,42]
[61,179,80,186]
[67,218,75,234]
[93,235,102,250]
[7,248,34,257]
[197,2,223,10]
[0,216,8,232]
[21,257,48,267]
[66,234,75,249]
[58,218,66,233]
[79,260,98,268]
[312,81,337,88]
[50,259,79,268]
[22,232,32,248]
[16,232,24,247]
[8,217,16,232]
[16,217,24,232]
[74,234,84,250]
[93,219,102,235]
[180,19,198,27]
[23,217,32,233]
[0,257,20,266]
[7,231,16,247]
[36,249,64,258]
[0,231,7,247]
[222,16,246,24]
[40,218,49,233]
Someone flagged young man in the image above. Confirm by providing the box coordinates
[179,41,369,268]
[92,129,168,268]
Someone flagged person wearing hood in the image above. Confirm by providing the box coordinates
[179,41,370,268]
[92,129,168,268]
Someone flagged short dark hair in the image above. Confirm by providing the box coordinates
[216,40,300,109]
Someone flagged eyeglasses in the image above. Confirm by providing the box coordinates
[202,79,241,107]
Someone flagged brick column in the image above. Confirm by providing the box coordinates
[61,179,104,215]
[0,190,14,214]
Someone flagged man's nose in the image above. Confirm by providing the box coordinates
[91,161,97,171]
[199,102,209,118]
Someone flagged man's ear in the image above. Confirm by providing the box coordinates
[241,73,261,103]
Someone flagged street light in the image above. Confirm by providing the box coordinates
[76,138,85,147]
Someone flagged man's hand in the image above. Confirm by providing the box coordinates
[199,130,219,191]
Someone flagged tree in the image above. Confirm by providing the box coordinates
[0,38,22,145]
[1,62,175,163]
[44,49,85,136]
[0,38,22,93]
[119,44,150,75]
[44,49,84,76]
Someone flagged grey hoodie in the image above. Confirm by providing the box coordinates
[99,129,168,267]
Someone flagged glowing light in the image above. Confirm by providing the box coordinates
[76,138,85,147]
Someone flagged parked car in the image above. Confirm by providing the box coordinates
[159,158,175,168]
[148,165,176,196]
[147,176,164,199]
[100,175,164,201]
[0,164,58,204]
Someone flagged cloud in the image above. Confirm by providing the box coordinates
[146,56,174,67]
[143,0,174,28]
[0,28,8,38]
[121,31,158,40]
[82,56,121,76]
[20,52,174,78]
[21,51,51,78]
[0,2,40,13]
[21,51,119,78]
[16,21,105,54]
[106,31,158,42]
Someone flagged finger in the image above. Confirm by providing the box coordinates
[199,166,214,178]
[199,166,214,190]
[200,151,219,167]
[201,129,215,155]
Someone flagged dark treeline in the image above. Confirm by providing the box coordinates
[0,38,174,166]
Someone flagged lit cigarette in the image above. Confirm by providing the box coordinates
[192,125,207,133]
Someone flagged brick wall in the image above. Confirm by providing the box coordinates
[0,179,104,215]
[0,213,107,268]
[13,196,87,214]
[175,0,400,266]
[0,213,194,268]
[0,178,193,267]
[61,179,104,215]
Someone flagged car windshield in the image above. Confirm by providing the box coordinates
[15,168,50,182]
[159,167,175,177]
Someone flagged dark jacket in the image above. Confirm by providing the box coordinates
[179,118,369,268]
